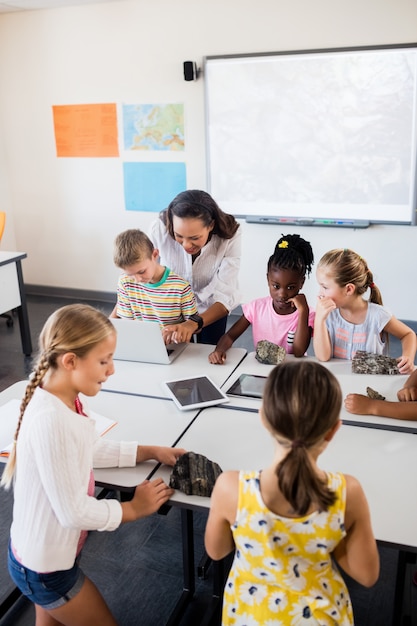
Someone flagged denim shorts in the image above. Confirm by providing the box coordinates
[7,543,85,610]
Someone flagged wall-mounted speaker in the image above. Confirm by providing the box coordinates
[183,61,200,81]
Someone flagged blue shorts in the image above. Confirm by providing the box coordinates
[7,543,85,610]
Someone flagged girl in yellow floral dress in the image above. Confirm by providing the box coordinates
[205,360,379,626]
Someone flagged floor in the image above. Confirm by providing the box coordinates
[0,295,416,625]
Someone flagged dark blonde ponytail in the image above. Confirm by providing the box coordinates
[262,361,342,516]
[276,444,337,516]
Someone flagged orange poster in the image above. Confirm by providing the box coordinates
[52,103,119,157]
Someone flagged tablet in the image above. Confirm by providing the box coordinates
[226,374,267,399]
[163,375,229,411]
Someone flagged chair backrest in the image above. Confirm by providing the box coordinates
[0,211,5,241]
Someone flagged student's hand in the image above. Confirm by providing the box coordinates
[162,321,196,345]
[396,356,415,375]
[208,349,227,364]
[315,295,337,322]
[122,478,174,522]
[136,445,186,465]
[153,446,187,466]
[397,386,417,402]
[288,293,309,312]
[344,393,374,415]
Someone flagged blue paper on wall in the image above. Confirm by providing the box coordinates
[123,162,186,212]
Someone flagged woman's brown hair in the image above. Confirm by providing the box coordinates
[160,189,239,240]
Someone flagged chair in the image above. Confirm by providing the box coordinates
[0,212,14,327]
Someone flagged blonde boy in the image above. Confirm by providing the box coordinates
[112,229,198,328]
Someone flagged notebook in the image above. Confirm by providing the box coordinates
[110,318,187,364]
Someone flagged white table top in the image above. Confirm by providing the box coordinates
[3,374,417,549]
[89,390,199,488]
[102,343,247,398]
[154,404,417,550]
[0,251,27,266]
[221,353,416,432]
[0,381,27,404]
[0,381,199,489]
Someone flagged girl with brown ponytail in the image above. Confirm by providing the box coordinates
[205,360,379,625]
[1,303,185,626]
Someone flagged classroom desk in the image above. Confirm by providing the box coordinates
[222,352,416,432]
[1,353,416,625]
[155,405,417,548]
[0,380,26,405]
[101,344,247,398]
[0,252,32,356]
[154,405,417,625]
[89,391,199,490]
[0,381,199,490]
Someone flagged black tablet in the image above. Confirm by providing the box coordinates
[226,374,267,399]
[163,375,229,411]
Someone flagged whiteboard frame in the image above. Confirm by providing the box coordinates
[204,43,417,227]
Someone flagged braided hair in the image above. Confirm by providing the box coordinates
[267,234,314,278]
[1,304,115,490]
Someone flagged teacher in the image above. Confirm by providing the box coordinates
[148,189,241,345]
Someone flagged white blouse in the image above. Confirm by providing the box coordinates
[148,218,242,314]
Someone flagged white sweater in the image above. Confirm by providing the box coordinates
[10,387,137,572]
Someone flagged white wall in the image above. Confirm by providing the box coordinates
[0,0,416,317]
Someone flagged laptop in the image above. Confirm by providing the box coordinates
[110,318,187,364]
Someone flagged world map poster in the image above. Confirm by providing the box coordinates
[123,103,184,151]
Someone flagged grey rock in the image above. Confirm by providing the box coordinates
[352,350,399,375]
[366,386,386,400]
[255,340,286,365]
[169,451,222,497]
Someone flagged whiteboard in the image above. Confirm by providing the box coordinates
[205,44,417,226]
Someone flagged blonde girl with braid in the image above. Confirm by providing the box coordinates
[1,304,185,626]
[314,248,416,373]
[205,361,379,626]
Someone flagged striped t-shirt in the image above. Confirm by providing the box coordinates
[116,266,198,326]
[325,302,392,359]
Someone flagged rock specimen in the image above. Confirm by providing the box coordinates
[352,351,400,375]
[255,340,286,365]
[366,386,386,401]
[169,451,222,497]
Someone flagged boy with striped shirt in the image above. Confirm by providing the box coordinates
[112,229,199,331]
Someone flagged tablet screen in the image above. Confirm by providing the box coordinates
[164,375,229,410]
[226,374,267,399]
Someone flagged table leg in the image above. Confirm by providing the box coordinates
[165,508,195,626]
[392,549,416,625]
[198,550,212,579]
[0,587,22,619]
[15,260,32,356]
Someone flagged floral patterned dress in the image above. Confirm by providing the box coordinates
[222,471,353,626]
